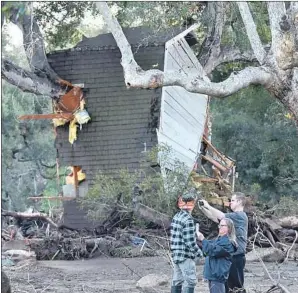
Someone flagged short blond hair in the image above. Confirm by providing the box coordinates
[234,192,246,207]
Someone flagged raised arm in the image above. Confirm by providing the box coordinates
[198,200,224,223]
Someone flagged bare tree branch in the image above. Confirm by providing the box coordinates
[1,3,70,98]
[9,3,59,81]
[2,209,58,228]
[237,2,267,64]
[267,2,286,57]
[2,59,62,97]
[205,47,258,75]
[96,2,272,97]
[202,2,227,74]
[198,2,226,68]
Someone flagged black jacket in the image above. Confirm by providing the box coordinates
[202,235,237,283]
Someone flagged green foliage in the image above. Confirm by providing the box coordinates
[116,2,203,29]
[248,2,271,44]
[33,2,96,50]
[220,2,270,53]
[273,196,298,217]
[1,81,57,211]
[210,85,298,203]
[1,2,28,21]
[80,146,193,223]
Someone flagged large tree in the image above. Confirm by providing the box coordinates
[2,1,298,124]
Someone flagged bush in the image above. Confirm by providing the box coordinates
[273,196,298,217]
[79,145,195,225]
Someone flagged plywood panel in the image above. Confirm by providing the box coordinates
[158,35,208,175]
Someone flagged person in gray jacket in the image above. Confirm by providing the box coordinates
[198,192,248,293]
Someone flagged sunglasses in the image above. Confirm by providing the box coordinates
[218,224,228,228]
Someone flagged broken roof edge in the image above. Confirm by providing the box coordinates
[47,25,198,56]
[75,26,185,49]
[166,24,199,47]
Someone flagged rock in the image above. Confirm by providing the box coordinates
[1,270,11,293]
[246,247,285,262]
[110,246,157,258]
[3,249,36,262]
[136,273,169,292]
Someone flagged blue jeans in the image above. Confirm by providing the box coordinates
[172,258,197,288]
[209,281,225,293]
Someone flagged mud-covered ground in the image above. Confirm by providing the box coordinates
[3,256,298,293]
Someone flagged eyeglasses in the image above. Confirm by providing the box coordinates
[218,224,228,228]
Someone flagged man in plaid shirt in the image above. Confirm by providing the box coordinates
[170,190,202,293]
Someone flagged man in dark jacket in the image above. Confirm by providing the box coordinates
[198,192,248,293]
[170,190,203,293]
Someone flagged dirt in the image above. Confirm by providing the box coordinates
[3,256,298,293]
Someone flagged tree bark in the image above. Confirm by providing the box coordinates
[96,1,298,124]
[198,2,226,73]
[2,59,62,97]
[237,2,266,64]
[96,2,273,95]
[2,3,65,98]
[9,3,59,81]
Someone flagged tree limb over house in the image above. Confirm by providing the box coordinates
[95,1,298,124]
[1,2,298,124]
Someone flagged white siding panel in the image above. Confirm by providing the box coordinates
[158,35,209,174]
[157,130,196,170]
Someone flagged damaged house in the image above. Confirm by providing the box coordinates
[22,26,235,229]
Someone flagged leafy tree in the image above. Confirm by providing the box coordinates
[210,85,298,202]
[1,81,57,211]
[2,2,298,123]
[2,1,298,211]
[80,146,192,225]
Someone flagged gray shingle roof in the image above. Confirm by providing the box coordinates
[49,32,164,186]
[74,26,184,49]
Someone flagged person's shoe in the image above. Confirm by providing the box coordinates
[184,287,195,293]
[170,285,182,293]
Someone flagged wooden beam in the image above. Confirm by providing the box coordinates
[18,113,73,120]
[73,166,80,198]
[28,196,74,201]
[192,177,218,183]
[203,135,234,168]
[202,155,228,173]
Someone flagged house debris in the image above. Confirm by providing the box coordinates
[16,26,237,228]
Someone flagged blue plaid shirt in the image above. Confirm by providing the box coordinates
[170,209,202,264]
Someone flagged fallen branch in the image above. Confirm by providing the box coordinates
[284,230,298,263]
[1,209,58,228]
[253,217,291,293]
[133,203,171,228]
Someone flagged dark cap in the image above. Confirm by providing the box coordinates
[181,188,198,202]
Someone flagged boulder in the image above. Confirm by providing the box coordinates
[136,273,169,292]
[246,247,285,263]
[1,270,11,293]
